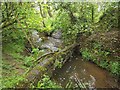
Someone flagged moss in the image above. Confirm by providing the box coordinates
[37,66,47,72]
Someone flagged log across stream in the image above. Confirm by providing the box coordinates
[16,29,119,88]
[52,55,119,89]
[17,42,119,89]
[16,43,77,87]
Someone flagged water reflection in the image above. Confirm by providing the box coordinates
[52,56,119,88]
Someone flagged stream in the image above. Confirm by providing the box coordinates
[31,30,119,89]
[52,55,119,89]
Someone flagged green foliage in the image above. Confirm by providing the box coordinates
[24,56,34,67]
[1,2,119,88]
[53,2,100,44]
[22,48,41,67]
[2,63,13,70]
[54,56,64,68]
[99,60,109,69]
[31,75,61,88]
[16,4,43,30]
[53,11,71,30]
[54,60,62,68]
[2,2,118,46]
[110,62,120,76]
[2,74,24,88]
[32,48,40,59]
[81,48,92,61]
[81,42,119,76]
[97,2,118,31]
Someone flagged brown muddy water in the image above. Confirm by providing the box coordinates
[52,55,119,89]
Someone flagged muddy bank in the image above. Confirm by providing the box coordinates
[78,30,120,76]
[80,30,120,60]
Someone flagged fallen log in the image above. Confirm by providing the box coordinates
[16,43,78,88]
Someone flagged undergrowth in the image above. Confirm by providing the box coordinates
[81,42,120,76]
[31,75,61,88]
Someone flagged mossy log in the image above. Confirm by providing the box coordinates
[16,43,77,88]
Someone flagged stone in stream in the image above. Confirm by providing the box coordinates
[52,29,62,39]
[48,37,62,47]
[41,37,63,52]
[30,30,63,52]
[31,30,42,48]
[41,43,58,52]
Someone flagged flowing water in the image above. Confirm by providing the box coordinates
[52,55,119,88]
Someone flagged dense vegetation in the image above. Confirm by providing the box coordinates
[1,1,120,89]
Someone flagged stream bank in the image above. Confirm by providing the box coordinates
[16,29,120,88]
[51,29,120,89]
[52,55,119,89]
[79,30,120,76]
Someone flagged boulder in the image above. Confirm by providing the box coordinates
[41,37,63,52]
[31,30,42,48]
[52,29,62,39]
[30,30,63,52]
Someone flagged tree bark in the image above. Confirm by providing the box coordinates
[1,17,25,29]
[91,5,94,23]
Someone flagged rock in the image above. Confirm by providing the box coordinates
[41,42,58,52]
[31,30,42,47]
[30,30,63,52]
[31,30,40,41]
[41,38,58,52]
[52,29,62,39]
[48,37,62,47]
[40,36,63,52]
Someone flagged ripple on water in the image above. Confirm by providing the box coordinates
[52,56,119,88]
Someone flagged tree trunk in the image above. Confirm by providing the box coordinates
[91,5,94,23]
[16,43,78,88]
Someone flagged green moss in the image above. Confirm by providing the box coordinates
[36,66,46,72]
[109,61,120,76]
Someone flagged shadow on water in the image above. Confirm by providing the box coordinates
[52,54,119,88]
